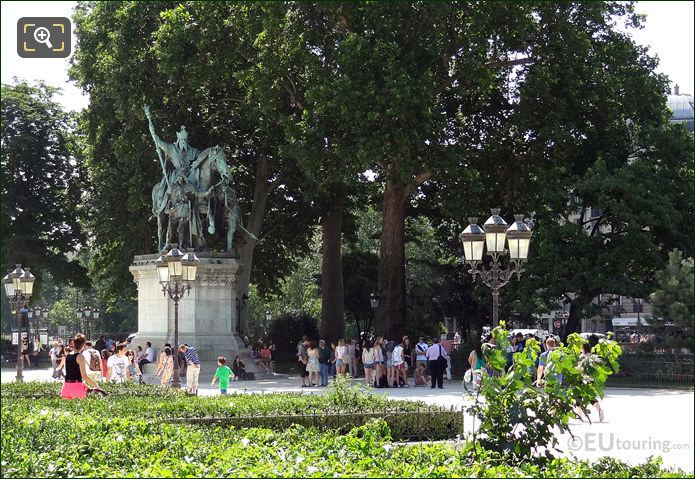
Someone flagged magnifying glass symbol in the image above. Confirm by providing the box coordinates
[33,27,53,49]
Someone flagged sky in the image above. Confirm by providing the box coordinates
[1,1,694,112]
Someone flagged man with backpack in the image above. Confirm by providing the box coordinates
[82,341,103,383]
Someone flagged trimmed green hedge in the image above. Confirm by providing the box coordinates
[1,409,686,478]
[1,381,461,441]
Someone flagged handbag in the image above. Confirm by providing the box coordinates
[436,345,448,368]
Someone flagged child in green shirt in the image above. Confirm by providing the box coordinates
[211,356,235,395]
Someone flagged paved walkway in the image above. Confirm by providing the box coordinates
[2,366,693,472]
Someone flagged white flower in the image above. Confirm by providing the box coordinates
[115,434,124,442]
[307,466,318,473]
[39,409,49,416]
[240,438,250,446]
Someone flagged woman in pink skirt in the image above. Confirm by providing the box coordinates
[60,333,99,399]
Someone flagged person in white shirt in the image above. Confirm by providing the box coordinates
[335,338,348,376]
[49,340,61,369]
[425,338,449,389]
[82,341,103,383]
[107,343,130,383]
[415,338,428,368]
[361,340,376,386]
[392,340,408,387]
[138,341,155,373]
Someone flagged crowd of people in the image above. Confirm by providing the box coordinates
[293,332,462,389]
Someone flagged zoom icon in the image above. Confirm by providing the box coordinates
[17,17,71,58]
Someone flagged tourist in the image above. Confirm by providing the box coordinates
[402,336,412,374]
[107,343,130,383]
[156,346,174,386]
[347,339,358,378]
[361,339,376,386]
[32,335,43,361]
[260,343,273,374]
[179,344,201,395]
[426,337,448,389]
[440,335,454,382]
[60,333,99,399]
[536,337,562,387]
[297,336,309,387]
[82,341,103,383]
[335,338,348,376]
[318,339,331,386]
[21,337,31,369]
[329,342,337,378]
[100,349,110,378]
[134,345,145,363]
[306,340,320,386]
[232,355,246,380]
[392,339,408,387]
[49,340,61,370]
[374,337,386,387]
[414,337,428,369]
[413,363,427,387]
[385,338,396,386]
[468,341,486,390]
[138,341,154,373]
[453,331,461,345]
[211,356,234,395]
[155,343,172,374]
[576,343,605,422]
[95,335,106,353]
[52,345,66,379]
[126,350,142,384]
[268,339,277,363]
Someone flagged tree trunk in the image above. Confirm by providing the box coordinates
[236,155,276,338]
[376,180,408,339]
[320,194,345,341]
[563,295,594,342]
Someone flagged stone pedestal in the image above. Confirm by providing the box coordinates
[129,253,245,362]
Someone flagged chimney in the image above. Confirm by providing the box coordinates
[674,84,680,95]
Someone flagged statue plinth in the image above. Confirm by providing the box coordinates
[129,252,245,361]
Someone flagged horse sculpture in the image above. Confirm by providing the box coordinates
[151,145,240,253]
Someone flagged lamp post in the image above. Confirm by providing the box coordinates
[460,209,533,328]
[3,265,36,381]
[75,307,83,336]
[369,292,380,334]
[265,310,272,322]
[156,245,199,389]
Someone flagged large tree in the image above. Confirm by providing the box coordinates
[1,81,87,289]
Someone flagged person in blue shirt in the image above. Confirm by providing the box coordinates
[178,344,201,395]
[536,337,562,386]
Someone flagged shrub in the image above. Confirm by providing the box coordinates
[466,322,622,462]
[0,411,686,478]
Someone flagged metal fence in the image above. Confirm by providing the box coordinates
[161,404,465,441]
[606,353,693,389]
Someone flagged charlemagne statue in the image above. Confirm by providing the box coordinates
[144,105,241,253]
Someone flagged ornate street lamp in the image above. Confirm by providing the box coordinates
[3,265,35,381]
[461,210,533,327]
[156,245,199,389]
[265,310,272,322]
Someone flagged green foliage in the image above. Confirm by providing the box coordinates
[467,323,622,462]
[648,249,694,350]
[1,81,87,288]
[1,400,686,477]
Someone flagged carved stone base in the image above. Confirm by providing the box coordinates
[129,253,245,362]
